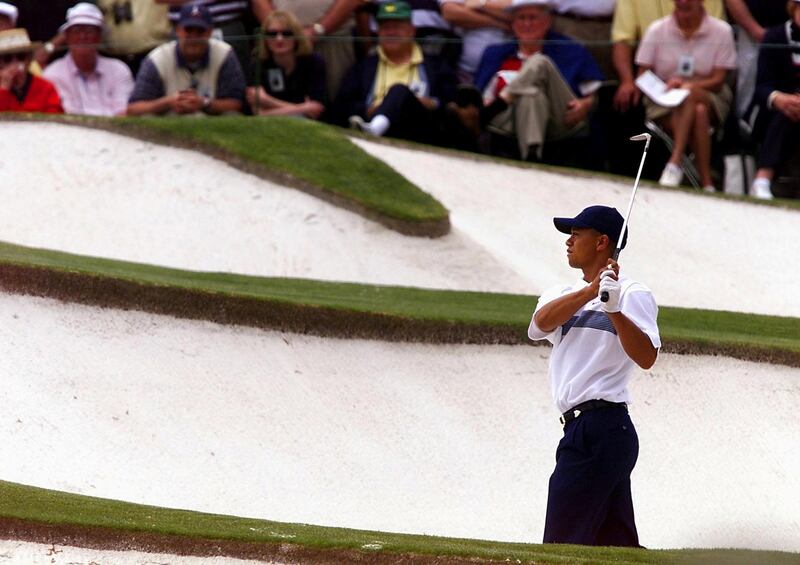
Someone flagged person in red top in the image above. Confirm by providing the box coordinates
[0,28,63,113]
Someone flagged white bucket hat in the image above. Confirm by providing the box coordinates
[0,2,18,26]
[508,0,552,10]
[59,2,105,33]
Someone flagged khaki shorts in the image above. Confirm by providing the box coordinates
[644,84,733,125]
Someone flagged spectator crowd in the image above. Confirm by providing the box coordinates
[0,0,798,199]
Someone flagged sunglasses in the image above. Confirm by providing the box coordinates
[0,53,28,65]
[264,29,294,39]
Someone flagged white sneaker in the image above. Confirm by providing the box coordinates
[659,162,683,187]
[750,178,774,200]
[702,185,716,193]
[348,115,369,133]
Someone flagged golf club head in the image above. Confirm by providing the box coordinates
[630,132,652,150]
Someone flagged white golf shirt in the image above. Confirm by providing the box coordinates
[528,276,661,414]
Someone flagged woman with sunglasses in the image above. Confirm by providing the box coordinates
[0,28,63,113]
[246,10,327,119]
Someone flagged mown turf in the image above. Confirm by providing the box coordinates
[1,481,798,564]
[109,115,449,224]
[1,241,799,366]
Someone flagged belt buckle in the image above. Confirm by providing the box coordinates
[559,408,581,426]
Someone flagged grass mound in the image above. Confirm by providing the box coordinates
[1,114,450,236]
[1,241,799,366]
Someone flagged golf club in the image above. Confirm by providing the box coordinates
[601,132,651,303]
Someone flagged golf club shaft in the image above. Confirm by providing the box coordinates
[601,134,651,302]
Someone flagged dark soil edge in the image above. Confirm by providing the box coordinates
[0,263,524,346]
[1,261,799,368]
[0,114,450,238]
[0,517,512,565]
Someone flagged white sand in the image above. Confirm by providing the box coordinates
[1,123,798,316]
[1,293,798,553]
[352,139,800,318]
[0,122,525,295]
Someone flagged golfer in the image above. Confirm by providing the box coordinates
[528,205,660,547]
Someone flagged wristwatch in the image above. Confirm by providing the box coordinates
[312,22,326,36]
[44,41,55,54]
[202,96,211,112]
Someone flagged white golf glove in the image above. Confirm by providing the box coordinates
[599,269,621,313]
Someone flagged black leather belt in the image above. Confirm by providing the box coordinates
[559,399,627,425]
[557,11,613,23]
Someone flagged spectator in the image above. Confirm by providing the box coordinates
[246,10,326,118]
[127,3,245,116]
[0,1,43,75]
[15,0,84,69]
[43,3,134,116]
[611,0,725,113]
[0,2,16,30]
[473,0,603,161]
[549,0,615,79]
[359,1,460,71]
[157,0,270,73]
[0,28,63,112]
[439,0,511,83]
[96,0,172,76]
[749,0,800,200]
[336,1,466,148]
[725,0,788,118]
[635,0,736,191]
[270,0,362,103]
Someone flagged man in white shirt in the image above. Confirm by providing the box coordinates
[528,204,660,546]
[43,3,134,116]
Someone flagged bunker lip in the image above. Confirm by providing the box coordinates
[0,261,798,367]
[0,517,496,565]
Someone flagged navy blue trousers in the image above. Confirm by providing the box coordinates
[543,405,641,547]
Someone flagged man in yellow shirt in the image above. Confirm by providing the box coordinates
[336,1,464,148]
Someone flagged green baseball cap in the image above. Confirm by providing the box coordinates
[376,1,412,21]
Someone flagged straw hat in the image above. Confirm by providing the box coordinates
[0,28,41,57]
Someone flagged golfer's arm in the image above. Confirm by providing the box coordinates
[607,312,658,369]
[533,287,594,333]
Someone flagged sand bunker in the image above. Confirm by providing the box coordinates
[1,122,798,316]
[1,293,797,552]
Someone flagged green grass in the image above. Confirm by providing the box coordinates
[2,240,799,361]
[112,115,448,223]
[1,481,797,564]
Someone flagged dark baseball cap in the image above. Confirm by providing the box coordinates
[376,1,412,21]
[553,205,628,248]
[179,3,212,29]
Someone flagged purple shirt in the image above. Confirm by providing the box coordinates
[43,53,134,116]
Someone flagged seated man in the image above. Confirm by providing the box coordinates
[0,28,63,112]
[335,1,465,148]
[127,3,245,116]
[43,3,134,116]
[473,0,603,161]
[749,0,800,200]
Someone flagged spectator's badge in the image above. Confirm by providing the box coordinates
[268,68,285,92]
[678,55,694,78]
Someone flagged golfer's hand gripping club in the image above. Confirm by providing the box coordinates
[600,132,651,303]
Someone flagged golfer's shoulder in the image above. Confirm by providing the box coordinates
[620,277,656,300]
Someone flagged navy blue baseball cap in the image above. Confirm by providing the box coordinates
[553,205,628,248]
[178,3,212,29]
